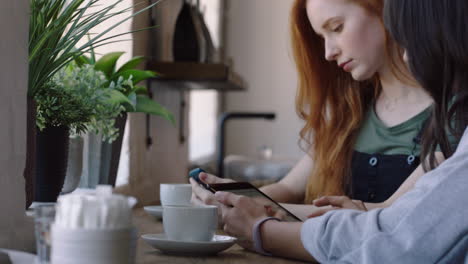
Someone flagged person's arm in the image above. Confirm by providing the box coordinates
[261,221,316,262]
[260,153,313,203]
[190,154,315,223]
[215,191,316,262]
[191,153,313,207]
[278,203,329,221]
[301,134,468,263]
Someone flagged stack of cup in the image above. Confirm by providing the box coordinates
[50,186,137,264]
[160,184,218,242]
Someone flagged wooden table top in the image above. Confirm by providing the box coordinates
[133,208,308,264]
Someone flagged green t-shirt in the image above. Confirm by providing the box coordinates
[354,106,432,156]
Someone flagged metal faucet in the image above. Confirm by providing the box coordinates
[217,112,276,178]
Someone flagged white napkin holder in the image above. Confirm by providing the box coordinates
[51,226,137,264]
[51,186,137,264]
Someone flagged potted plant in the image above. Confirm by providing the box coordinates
[34,63,124,201]
[76,51,175,187]
[28,0,161,204]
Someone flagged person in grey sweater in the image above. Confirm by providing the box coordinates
[300,127,468,263]
[213,0,468,262]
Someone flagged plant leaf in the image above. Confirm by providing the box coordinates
[107,89,135,111]
[116,56,145,73]
[134,95,175,125]
[28,0,161,96]
[114,69,156,85]
[88,35,96,64]
[128,92,137,109]
[94,51,125,78]
[75,55,91,67]
[134,85,148,95]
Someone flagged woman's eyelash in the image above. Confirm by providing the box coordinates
[332,24,343,32]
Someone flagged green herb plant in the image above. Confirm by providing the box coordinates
[36,64,124,142]
[77,51,175,124]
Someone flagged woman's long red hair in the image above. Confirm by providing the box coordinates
[291,0,409,203]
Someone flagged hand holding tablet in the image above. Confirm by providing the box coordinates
[189,168,302,222]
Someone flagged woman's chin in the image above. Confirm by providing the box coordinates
[350,70,373,82]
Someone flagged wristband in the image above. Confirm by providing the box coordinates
[361,200,368,211]
[252,216,281,256]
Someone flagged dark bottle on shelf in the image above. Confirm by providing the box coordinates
[173,0,200,62]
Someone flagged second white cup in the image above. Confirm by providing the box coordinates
[160,184,192,206]
[163,205,218,242]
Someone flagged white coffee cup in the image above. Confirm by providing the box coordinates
[163,205,217,241]
[160,184,192,206]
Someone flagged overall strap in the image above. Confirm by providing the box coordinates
[413,117,430,145]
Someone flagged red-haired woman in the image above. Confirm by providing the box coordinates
[191,0,453,219]
[210,0,468,262]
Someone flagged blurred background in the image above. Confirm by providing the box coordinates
[0,0,305,220]
[112,0,304,205]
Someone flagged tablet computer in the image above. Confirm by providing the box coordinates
[208,182,302,222]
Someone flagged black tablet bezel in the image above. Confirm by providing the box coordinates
[208,182,302,222]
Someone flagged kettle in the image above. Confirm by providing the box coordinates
[173,0,216,62]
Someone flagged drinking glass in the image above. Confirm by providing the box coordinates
[34,204,56,263]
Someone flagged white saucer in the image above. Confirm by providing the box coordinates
[0,249,36,264]
[141,233,237,256]
[144,206,163,220]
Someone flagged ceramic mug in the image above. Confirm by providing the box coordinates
[163,205,217,241]
[160,184,192,206]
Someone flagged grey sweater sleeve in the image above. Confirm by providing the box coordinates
[301,127,468,264]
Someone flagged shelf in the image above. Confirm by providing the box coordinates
[146,61,246,91]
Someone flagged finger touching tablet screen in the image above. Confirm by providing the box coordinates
[209,182,302,222]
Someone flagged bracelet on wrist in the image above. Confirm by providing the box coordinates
[252,216,281,256]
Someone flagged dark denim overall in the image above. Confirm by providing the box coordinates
[348,123,426,203]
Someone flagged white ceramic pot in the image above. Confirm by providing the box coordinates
[62,137,84,194]
[51,225,137,264]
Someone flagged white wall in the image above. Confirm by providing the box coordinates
[78,0,134,63]
[224,0,304,161]
[0,0,35,250]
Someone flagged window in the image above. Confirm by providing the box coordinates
[189,0,223,163]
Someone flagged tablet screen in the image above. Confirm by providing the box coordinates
[210,184,301,222]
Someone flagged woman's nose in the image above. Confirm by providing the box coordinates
[325,41,340,61]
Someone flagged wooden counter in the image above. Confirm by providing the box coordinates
[133,208,308,264]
